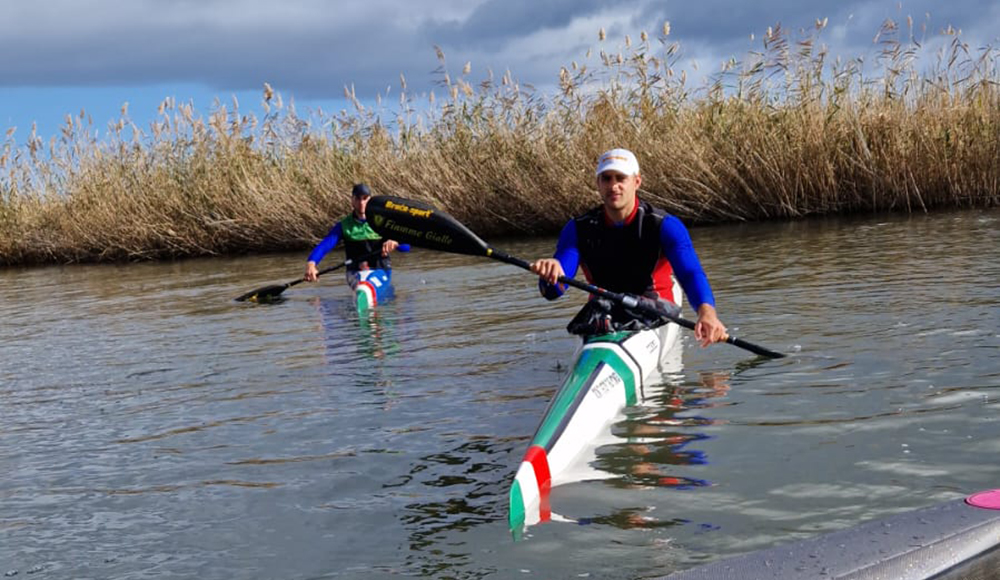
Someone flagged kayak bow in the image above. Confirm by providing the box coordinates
[509,285,684,536]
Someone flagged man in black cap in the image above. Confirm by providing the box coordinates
[303,184,405,303]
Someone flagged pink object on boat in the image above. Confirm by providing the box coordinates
[966,489,1000,510]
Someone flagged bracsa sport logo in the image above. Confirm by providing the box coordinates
[373,215,384,228]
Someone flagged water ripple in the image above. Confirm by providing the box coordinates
[2,210,999,579]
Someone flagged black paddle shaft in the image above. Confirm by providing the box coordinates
[487,250,785,359]
[234,249,383,302]
[367,195,785,359]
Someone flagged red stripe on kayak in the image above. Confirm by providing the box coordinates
[524,445,552,522]
[358,280,377,305]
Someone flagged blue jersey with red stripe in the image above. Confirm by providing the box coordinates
[540,201,715,309]
[308,216,394,271]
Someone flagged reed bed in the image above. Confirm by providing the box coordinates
[1,19,998,266]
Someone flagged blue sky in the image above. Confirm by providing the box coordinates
[2,0,998,145]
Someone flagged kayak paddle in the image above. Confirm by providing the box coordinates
[366,195,785,359]
[235,249,386,303]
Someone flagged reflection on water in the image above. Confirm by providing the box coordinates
[394,438,511,578]
[310,295,401,362]
[553,371,733,534]
[615,374,733,490]
[1,209,999,579]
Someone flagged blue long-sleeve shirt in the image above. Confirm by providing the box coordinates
[307,222,344,264]
[308,217,410,267]
[541,214,715,309]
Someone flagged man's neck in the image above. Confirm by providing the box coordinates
[604,199,638,225]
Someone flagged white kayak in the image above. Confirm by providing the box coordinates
[508,287,684,536]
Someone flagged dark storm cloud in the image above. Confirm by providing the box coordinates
[1,0,996,101]
[421,0,618,49]
[0,3,435,98]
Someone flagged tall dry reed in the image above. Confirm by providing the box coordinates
[1,19,997,266]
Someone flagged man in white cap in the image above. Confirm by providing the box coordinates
[529,148,727,346]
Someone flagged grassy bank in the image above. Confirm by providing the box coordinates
[1,20,998,266]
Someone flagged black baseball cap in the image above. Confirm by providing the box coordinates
[351,183,372,198]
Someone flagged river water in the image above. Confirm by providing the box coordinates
[2,208,999,579]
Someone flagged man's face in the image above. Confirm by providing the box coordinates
[352,194,371,217]
[597,170,641,215]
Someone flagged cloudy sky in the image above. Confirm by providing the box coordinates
[2,0,997,144]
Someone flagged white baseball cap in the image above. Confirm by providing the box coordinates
[595,148,640,176]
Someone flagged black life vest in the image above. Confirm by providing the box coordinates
[339,215,390,271]
[574,200,667,296]
[343,238,390,271]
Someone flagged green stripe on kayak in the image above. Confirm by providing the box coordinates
[529,347,636,451]
[509,480,525,532]
[584,330,633,345]
[356,289,371,312]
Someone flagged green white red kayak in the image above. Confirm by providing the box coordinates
[508,295,683,536]
[352,269,393,312]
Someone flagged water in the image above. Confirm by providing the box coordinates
[2,208,999,579]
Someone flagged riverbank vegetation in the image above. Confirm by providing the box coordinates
[1,19,998,265]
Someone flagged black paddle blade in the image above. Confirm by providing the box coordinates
[726,336,786,359]
[234,283,289,303]
[367,196,490,256]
